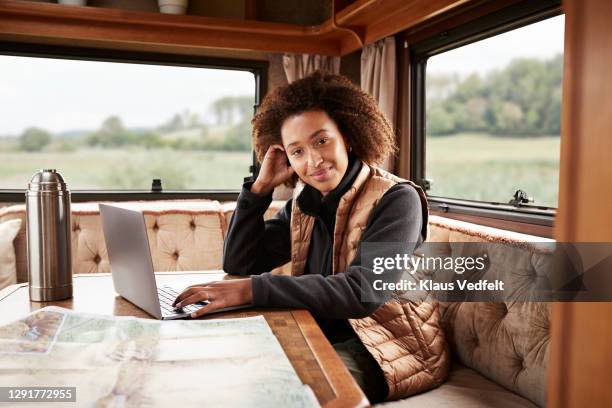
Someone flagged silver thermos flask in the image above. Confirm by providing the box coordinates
[26,169,73,301]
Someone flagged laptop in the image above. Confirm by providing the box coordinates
[99,203,223,320]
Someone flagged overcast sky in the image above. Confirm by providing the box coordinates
[1,15,564,136]
[428,14,565,77]
[0,58,255,135]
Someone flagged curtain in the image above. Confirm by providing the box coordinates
[282,54,341,83]
[360,37,397,172]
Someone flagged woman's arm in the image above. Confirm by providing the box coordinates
[222,183,292,275]
[223,144,295,275]
[250,183,424,319]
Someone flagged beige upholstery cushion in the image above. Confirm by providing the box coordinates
[0,210,27,283]
[427,216,553,407]
[376,364,538,408]
[72,201,228,274]
[0,200,228,279]
[0,219,21,289]
[0,199,291,282]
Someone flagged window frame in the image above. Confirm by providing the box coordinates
[408,0,563,227]
[0,41,268,203]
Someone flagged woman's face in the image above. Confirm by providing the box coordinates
[281,110,350,196]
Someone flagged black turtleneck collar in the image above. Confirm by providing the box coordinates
[297,153,362,225]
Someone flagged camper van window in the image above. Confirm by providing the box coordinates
[410,0,563,224]
[0,46,266,202]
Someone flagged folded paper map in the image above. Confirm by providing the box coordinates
[0,307,319,407]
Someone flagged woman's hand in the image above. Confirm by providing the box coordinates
[251,144,294,196]
[172,278,253,318]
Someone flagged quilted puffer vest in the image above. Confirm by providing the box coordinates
[287,163,449,400]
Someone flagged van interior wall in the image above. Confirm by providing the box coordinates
[549,0,612,406]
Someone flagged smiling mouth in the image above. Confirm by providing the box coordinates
[310,166,331,175]
[310,166,332,180]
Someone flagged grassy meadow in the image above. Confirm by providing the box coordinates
[0,133,560,208]
[0,148,252,190]
[426,133,560,208]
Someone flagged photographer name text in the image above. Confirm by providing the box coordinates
[373,279,505,291]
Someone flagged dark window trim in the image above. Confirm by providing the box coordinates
[428,197,554,226]
[0,190,240,204]
[0,42,267,203]
[409,0,562,227]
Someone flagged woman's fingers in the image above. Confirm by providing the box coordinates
[262,144,283,162]
[190,298,227,319]
[172,287,193,306]
[175,282,225,307]
[268,144,285,154]
[173,285,209,306]
[173,279,252,318]
[264,145,288,167]
[254,144,293,192]
[176,291,212,308]
[173,281,224,305]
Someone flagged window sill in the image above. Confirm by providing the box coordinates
[0,189,241,203]
[428,196,555,238]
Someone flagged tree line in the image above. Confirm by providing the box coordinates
[15,95,254,152]
[14,56,563,154]
[427,54,563,136]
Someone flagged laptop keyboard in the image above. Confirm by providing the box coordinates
[157,285,207,316]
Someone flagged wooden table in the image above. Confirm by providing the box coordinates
[0,272,368,408]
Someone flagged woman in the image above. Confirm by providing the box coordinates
[173,72,448,402]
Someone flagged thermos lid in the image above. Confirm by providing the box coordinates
[27,169,69,192]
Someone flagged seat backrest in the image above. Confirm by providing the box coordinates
[427,215,554,407]
[0,199,286,283]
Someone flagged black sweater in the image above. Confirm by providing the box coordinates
[223,157,425,341]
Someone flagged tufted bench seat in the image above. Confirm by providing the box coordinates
[0,199,286,284]
[0,201,553,407]
[376,215,554,407]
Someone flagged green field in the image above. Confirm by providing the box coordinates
[0,133,560,208]
[0,148,252,190]
[427,133,560,208]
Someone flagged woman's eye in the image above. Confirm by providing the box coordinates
[316,138,328,146]
[291,149,303,156]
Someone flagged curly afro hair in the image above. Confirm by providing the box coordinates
[251,71,397,186]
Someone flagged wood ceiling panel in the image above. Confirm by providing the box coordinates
[0,0,344,55]
[0,0,470,56]
[335,0,471,49]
